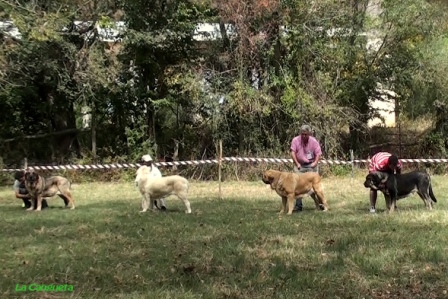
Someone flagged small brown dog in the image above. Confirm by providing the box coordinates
[262,169,328,215]
[24,170,75,211]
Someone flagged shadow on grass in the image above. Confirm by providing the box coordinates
[1,194,448,298]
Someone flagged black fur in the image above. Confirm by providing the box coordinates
[364,171,437,212]
[153,200,167,211]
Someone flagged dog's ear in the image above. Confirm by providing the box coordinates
[366,174,375,182]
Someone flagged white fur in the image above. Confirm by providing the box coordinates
[135,166,191,214]
[139,165,166,208]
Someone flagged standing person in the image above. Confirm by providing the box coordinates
[368,152,402,213]
[13,171,49,209]
[290,124,322,212]
[140,154,167,211]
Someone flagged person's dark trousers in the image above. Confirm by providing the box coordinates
[22,198,32,209]
[294,165,319,211]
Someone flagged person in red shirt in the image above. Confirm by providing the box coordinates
[368,152,402,213]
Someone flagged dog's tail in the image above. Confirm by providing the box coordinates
[429,184,437,203]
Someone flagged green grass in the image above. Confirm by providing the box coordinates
[1,175,448,299]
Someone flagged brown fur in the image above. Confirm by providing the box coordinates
[262,169,328,215]
[24,170,75,211]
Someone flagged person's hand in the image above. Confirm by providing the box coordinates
[296,162,301,169]
[310,162,317,168]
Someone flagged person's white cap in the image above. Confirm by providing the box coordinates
[141,154,153,162]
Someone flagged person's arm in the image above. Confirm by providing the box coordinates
[310,138,322,168]
[311,154,321,168]
[291,151,300,168]
[13,181,30,199]
[290,138,301,168]
[15,191,30,199]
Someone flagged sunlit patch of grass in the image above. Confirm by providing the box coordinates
[0,174,447,298]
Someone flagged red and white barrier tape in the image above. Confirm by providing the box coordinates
[223,157,351,164]
[1,157,447,172]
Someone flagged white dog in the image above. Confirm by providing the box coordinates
[135,166,191,213]
[140,154,167,209]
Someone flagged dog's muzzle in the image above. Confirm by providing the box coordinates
[261,176,270,184]
[364,180,377,189]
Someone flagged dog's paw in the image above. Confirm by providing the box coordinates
[319,204,328,211]
[140,210,147,213]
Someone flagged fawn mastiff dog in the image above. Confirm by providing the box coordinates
[135,166,191,213]
[24,170,75,211]
[262,169,328,215]
[364,171,437,212]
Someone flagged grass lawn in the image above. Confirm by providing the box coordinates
[1,174,448,299]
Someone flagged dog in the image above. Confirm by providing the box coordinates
[261,169,328,215]
[363,171,438,212]
[24,170,75,211]
[135,166,191,213]
[136,164,167,211]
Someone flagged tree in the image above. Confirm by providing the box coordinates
[116,0,207,159]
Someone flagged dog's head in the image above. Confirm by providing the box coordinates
[135,166,151,186]
[24,170,40,188]
[363,172,388,190]
[262,169,280,185]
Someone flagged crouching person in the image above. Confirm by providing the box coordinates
[140,154,167,211]
[13,171,49,209]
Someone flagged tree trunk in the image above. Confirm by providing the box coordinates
[172,139,179,171]
[147,102,156,144]
[38,85,80,161]
[91,101,97,160]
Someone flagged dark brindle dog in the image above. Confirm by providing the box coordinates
[24,170,75,211]
[364,171,437,213]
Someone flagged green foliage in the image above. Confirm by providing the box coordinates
[124,119,156,162]
[374,0,448,119]
[404,37,448,118]
[1,0,448,167]
[325,165,353,177]
[420,132,447,157]
[0,156,9,185]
